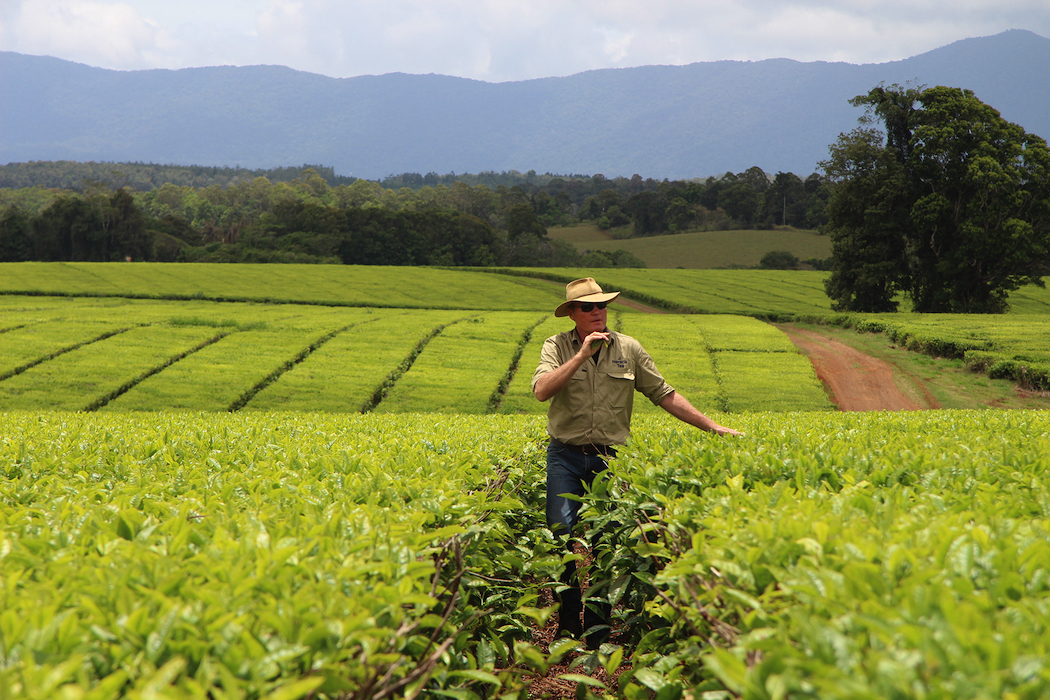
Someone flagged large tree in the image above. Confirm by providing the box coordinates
[822,85,1050,313]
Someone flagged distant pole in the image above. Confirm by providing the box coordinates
[783,195,787,227]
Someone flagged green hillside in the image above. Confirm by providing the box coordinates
[548,224,832,269]
[0,262,567,311]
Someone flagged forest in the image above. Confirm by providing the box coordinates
[0,161,831,266]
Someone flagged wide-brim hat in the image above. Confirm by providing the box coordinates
[555,277,621,317]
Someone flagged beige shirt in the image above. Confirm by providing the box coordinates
[532,329,675,446]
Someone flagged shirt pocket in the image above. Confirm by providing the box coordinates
[605,371,635,407]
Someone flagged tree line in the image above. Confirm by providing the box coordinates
[378,168,832,234]
[0,164,827,267]
[0,161,355,192]
[1,162,831,236]
[0,173,647,267]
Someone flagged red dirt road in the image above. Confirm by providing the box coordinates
[780,325,937,411]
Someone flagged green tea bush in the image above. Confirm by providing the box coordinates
[4,410,1050,698]
[577,411,1050,699]
[829,314,1050,391]
[0,412,561,699]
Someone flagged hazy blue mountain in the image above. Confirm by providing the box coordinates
[1,30,1047,180]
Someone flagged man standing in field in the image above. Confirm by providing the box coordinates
[532,277,741,648]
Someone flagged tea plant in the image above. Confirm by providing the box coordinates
[245,310,467,413]
[0,325,221,410]
[0,262,566,311]
[377,313,544,414]
[0,412,561,699]
[579,410,1050,699]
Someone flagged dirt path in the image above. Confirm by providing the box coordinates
[779,325,937,411]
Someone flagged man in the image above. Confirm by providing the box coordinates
[532,277,741,649]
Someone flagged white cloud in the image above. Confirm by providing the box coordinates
[10,0,162,67]
[0,0,1047,80]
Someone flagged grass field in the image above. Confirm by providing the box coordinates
[542,268,838,315]
[824,312,1050,391]
[546,223,620,245]
[783,321,1050,410]
[490,267,1050,317]
[547,224,832,269]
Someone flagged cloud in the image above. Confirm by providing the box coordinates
[245,0,1050,81]
[7,0,167,68]
[0,0,262,70]
[1,0,1048,80]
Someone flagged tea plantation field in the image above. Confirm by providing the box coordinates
[0,294,832,414]
[3,410,1050,699]
[2,262,1050,700]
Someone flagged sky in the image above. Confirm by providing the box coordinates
[1,0,1048,83]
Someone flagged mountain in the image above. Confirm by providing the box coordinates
[1,30,1048,180]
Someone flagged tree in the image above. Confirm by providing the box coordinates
[759,250,800,270]
[31,194,104,261]
[801,174,831,229]
[717,181,760,227]
[104,188,153,261]
[0,206,33,261]
[504,203,546,241]
[625,190,668,235]
[578,190,626,221]
[762,172,806,227]
[665,197,696,231]
[822,84,1050,313]
[822,128,911,311]
[740,166,771,193]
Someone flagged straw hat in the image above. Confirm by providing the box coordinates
[555,277,621,317]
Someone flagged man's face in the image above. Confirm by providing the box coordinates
[569,301,608,336]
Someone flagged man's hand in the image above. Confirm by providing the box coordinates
[579,330,610,358]
[533,330,611,402]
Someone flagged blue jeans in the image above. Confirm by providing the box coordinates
[546,441,613,537]
[546,440,615,646]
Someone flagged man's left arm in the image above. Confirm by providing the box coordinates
[659,391,742,435]
[630,339,742,436]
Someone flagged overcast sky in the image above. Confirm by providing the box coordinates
[1,0,1048,83]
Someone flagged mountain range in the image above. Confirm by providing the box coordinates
[1,29,1048,181]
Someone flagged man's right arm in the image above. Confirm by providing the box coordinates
[533,352,584,402]
[533,331,608,402]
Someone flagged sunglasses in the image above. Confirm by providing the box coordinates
[574,301,607,312]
